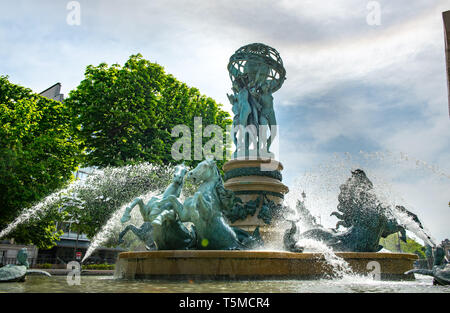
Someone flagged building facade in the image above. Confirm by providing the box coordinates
[0,241,39,266]
[39,82,64,102]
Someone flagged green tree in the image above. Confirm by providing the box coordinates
[0,76,81,249]
[59,163,174,239]
[66,54,232,170]
[379,233,426,258]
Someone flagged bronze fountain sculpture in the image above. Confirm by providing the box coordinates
[116,43,424,281]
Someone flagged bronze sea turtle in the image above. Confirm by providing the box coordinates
[0,248,51,282]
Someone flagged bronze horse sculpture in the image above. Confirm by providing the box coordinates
[119,164,196,250]
[154,158,262,250]
[298,169,414,252]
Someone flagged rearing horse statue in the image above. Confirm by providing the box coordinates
[298,169,414,252]
[159,157,262,250]
[118,164,196,250]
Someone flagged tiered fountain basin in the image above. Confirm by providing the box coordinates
[223,158,289,239]
[116,250,418,281]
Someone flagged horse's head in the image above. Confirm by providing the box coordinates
[186,157,220,184]
[173,163,188,185]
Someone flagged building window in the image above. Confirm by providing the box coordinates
[58,222,71,234]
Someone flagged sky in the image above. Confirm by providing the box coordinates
[1,0,449,243]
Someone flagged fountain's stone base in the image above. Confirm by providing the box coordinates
[116,250,418,281]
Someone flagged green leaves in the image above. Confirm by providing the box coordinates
[0,76,82,248]
[379,234,427,258]
[0,53,231,248]
[59,163,174,240]
[66,54,232,169]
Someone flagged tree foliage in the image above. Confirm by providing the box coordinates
[379,233,426,258]
[66,54,232,169]
[59,163,174,238]
[56,162,199,242]
[0,76,81,248]
[0,54,232,248]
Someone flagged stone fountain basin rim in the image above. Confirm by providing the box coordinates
[118,250,418,260]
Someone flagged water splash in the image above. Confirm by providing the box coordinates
[82,204,127,263]
[287,151,446,246]
[296,237,354,278]
[360,150,450,179]
[390,207,436,247]
[368,177,437,247]
[82,190,160,263]
[0,162,173,260]
[0,182,83,239]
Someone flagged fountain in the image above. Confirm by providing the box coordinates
[114,43,423,281]
[1,43,445,290]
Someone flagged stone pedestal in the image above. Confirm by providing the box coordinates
[222,158,289,242]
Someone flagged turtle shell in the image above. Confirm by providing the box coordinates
[0,265,27,282]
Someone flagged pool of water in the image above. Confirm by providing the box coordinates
[0,275,449,293]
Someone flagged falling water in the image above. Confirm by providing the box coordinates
[279,199,356,278]
[288,151,447,246]
[0,163,173,260]
[82,190,159,262]
[0,167,108,240]
[81,204,128,263]
[368,175,438,247]
[281,150,449,281]
[0,181,84,239]
[296,237,354,278]
[359,150,450,179]
[390,207,436,247]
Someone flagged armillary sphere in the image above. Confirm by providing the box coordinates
[228,43,286,93]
